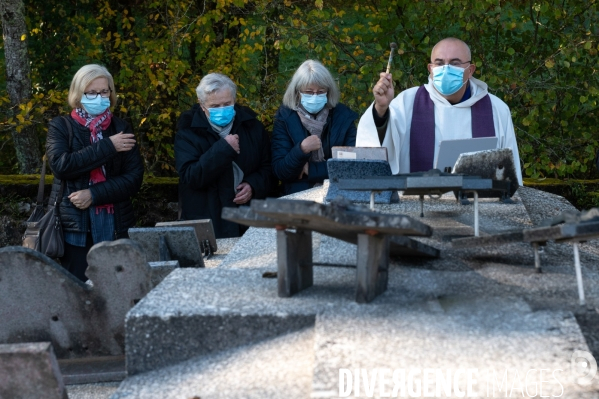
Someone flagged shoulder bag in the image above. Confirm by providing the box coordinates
[22,116,73,258]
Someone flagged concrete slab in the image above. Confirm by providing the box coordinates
[112,328,314,399]
[0,342,68,399]
[312,299,599,398]
[113,185,599,398]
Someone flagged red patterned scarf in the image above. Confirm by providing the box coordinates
[70,108,114,214]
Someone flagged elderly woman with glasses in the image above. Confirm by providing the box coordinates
[175,73,272,238]
[45,64,144,281]
[271,59,358,195]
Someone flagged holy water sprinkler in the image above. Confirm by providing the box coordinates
[386,42,397,74]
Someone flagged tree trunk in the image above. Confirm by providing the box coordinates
[0,0,41,174]
[258,3,280,106]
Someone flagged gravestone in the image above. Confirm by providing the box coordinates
[0,342,68,399]
[453,147,519,196]
[0,240,166,358]
[129,227,205,267]
[155,219,217,253]
[325,159,398,203]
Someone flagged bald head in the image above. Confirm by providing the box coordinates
[430,38,471,65]
[427,37,476,102]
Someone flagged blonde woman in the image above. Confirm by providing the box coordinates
[45,64,143,281]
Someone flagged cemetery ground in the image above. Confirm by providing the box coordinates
[1,178,599,398]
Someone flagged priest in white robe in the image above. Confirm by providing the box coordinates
[356,37,523,185]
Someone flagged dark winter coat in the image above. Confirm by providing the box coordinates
[45,115,144,238]
[175,104,272,238]
[271,103,358,195]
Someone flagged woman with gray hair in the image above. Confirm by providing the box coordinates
[45,64,144,281]
[175,72,272,238]
[272,60,358,195]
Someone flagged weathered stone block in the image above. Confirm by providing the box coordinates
[0,342,68,399]
[0,240,154,358]
[129,227,205,267]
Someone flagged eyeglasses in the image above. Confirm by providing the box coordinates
[430,60,471,68]
[83,89,112,100]
[300,90,327,96]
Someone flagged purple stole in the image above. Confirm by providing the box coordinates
[409,85,496,172]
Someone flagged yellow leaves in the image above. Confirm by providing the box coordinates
[315,0,323,10]
[545,59,555,69]
[139,117,147,127]
[20,34,27,41]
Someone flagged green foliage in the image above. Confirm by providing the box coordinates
[0,0,598,178]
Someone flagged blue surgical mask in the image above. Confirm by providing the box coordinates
[208,105,236,127]
[300,93,328,114]
[432,64,466,96]
[81,96,111,116]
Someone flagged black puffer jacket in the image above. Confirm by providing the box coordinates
[175,104,272,238]
[45,115,144,238]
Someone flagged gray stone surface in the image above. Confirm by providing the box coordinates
[148,261,179,287]
[312,298,599,398]
[112,185,599,398]
[67,383,119,399]
[124,268,315,375]
[0,240,154,358]
[112,328,313,399]
[0,342,68,399]
[518,185,579,226]
[128,227,204,267]
[203,237,239,268]
[325,158,396,203]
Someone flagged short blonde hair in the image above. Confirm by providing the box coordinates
[68,64,117,109]
[282,60,340,110]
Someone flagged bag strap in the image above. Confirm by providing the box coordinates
[54,116,74,208]
[35,155,47,207]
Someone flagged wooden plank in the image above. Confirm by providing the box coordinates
[277,229,313,297]
[251,199,433,237]
[355,233,389,303]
